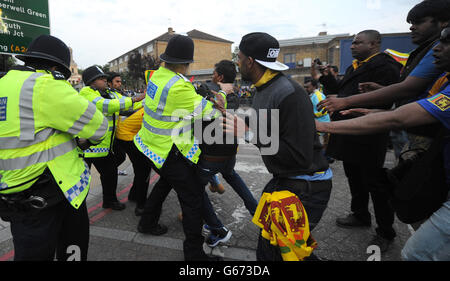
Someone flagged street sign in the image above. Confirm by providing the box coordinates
[0,0,50,55]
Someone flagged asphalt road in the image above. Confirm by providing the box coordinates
[0,144,412,261]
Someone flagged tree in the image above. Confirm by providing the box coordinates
[126,52,160,90]
[102,63,111,73]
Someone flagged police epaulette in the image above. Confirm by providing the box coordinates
[51,71,66,80]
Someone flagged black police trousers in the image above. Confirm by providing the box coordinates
[85,154,119,204]
[2,175,89,261]
[113,139,151,208]
[138,145,208,261]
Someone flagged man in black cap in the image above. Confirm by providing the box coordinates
[134,34,228,261]
[223,32,332,261]
[0,35,108,260]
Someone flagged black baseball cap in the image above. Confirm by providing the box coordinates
[239,32,289,71]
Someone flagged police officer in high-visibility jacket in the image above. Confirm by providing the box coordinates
[0,35,108,261]
[79,66,145,210]
[135,35,227,261]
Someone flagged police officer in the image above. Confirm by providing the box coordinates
[80,66,145,210]
[0,35,108,260]
[135,35,227,261]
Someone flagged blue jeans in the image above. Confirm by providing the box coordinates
[197,155,258,230]
[401,192,450,261]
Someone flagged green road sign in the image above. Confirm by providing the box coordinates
[0,0,50,55]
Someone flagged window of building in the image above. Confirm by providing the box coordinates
[328,47,335,65]
[147,44,154,53]
[284,53,296,64]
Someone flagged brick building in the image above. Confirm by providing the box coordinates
[278,31,415,85]
[108,27,233,79]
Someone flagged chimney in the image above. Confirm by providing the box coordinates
[168,27,175,34]
[318,31,327,36]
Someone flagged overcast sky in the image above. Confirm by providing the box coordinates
[48,0,422,69]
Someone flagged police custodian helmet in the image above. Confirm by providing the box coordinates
[159,35,194,64]
[82,65,108,86]
[15,35,72,80]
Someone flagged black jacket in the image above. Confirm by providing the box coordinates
[198,86,240,157]
[320,53,402,166]
[251,73,329,177]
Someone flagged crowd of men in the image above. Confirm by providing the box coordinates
[0,0,448,261]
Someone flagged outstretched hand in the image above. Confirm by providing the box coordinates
[220,112,247,138]
[317,95,347,113]
[210,90,226,114]
[358,82,384,93]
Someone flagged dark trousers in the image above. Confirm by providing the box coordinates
[343,161,396,240]
[256,177,332,261]
[85,154,119,204]
[113,139,152,208]
[9,199,89,261]
[138,146,208,261]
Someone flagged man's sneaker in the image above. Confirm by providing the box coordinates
[203,224,212,233]
[205,227,232,247]
[208,183,225,194]
[369,235,393,253]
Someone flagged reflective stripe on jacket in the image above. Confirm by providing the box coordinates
[134,67,221,169]
[0,69,108,209]
[79,87,134,158]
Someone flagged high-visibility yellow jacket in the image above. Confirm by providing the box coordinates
[79,87,141,158]
[0,68,108,209]
[134,66,221,169]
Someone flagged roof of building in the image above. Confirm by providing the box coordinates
[187,29,233,44]
[279,33,350,47]
[109,28,232,63]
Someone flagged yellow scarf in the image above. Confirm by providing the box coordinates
[352,53,380,70]
[252,191,317,261]
[254,69,280,88]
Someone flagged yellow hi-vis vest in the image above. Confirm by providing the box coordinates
[252,191,318,261]
[0,69,108,209]
[79,87,140,158]
[134,66,221,169]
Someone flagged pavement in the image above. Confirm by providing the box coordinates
[0,143,413,262]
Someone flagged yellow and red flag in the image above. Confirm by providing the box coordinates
[384,49,410,66]
[252,191,317,261]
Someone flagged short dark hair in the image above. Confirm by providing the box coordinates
[407,0,450,24]
[305,79,318,88]
[107,72,121,83]
[358,30,382,45]
[214,60,237,83]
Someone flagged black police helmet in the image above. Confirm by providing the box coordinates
[16,35,72,79]
[82,65,108,86]
[160,35,194,64]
